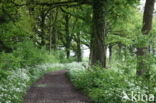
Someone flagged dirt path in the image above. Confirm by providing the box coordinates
[24,70,90,103]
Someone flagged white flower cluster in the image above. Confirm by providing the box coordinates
[0,64,53,103]
[0,62,86,103]
[0,68,30,103]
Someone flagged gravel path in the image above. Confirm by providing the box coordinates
[24,70,90,103]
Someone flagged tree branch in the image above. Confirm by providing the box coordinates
[11,0,92,8]
[60,8,86,21]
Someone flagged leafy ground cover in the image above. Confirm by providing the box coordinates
[0,40,61,103]
[0,44,86,103]
[69,66,156,103]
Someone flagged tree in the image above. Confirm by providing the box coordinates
[90,0,106,67]
[136,0,155,76]
[9,0,138,66]
[48,8,58,52]
[0,0,18,52]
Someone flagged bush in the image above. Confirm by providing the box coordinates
[13,40,48,67]
[69,66,156,103]
[0,40,48,71]
[0,64,54,103]
[0,40,61,103]
[0,40,50,81]
[0,53,22,70]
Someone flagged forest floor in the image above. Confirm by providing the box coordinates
[24,70,90,103]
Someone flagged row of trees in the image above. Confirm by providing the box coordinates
[0,0,155,77]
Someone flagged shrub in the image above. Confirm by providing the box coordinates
[0,40,61,103]
[70,66,156,103]
[13,40,48,67]
[0,64,53,103]
[0,40,49,71]
[0,53,22,70]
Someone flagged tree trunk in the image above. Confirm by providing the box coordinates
[40,13,46,46]
[52,28,57,50]
[26,0,35,15]
[136,0,155,76]
[49,26,53,54]
[76,32,82,62]
[152,43,155,56]
[90,0,106,67]
[118,44,122,61]
[65,14,70,59]
[108,45,112,63]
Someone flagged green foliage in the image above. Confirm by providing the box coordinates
[0,0,19,24]
[0,40,61,103]
[0,64,61,103]
[0,0,156,103]
[70,66,156,103]
[107,34,133,46]
[13,40,48,66]
[0,52,22,70]
[0,40,48,70]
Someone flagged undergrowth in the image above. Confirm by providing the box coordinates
[0,40,61,103]
[69,66,156,103]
